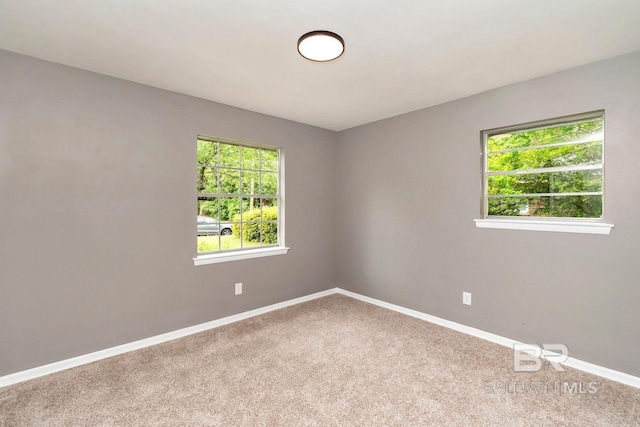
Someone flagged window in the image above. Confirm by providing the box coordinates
[475,112,613,234]
[195,136,287,264]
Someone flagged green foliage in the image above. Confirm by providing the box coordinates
[487,118,604,218]
[232,207,278,244]
[197,235,259,252]
[487,198,523,217]
[197,139,278,222]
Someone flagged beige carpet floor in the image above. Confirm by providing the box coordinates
[1,294,639,426]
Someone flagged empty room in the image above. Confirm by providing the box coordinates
[1,1,640,425]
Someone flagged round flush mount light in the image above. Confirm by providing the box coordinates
[297,31,345,62]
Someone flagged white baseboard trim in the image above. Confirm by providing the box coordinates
[336,288,640,389]
[2,286,638,390]
[0,288,338,389]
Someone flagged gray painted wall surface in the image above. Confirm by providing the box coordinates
[336,51,640,376]
[0,50,336,376]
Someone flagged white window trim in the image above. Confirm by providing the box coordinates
[194,246,290,266]
[474,219,613,235]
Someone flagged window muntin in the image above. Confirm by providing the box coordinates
[197,137,282,254]
[483,113,604,220]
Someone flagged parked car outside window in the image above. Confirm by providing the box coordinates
[197,216,233,236]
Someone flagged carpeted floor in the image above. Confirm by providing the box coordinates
[1,294,639,426]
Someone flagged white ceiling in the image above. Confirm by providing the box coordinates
[1,0,640,131]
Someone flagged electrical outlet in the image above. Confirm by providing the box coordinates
[463,292,472,305]
[235,283,242,295]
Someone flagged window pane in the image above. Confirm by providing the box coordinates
[260,221,278,245]
[261,198,278,219]
[488,169,602,196]
[241,222,262,248]
[219,143,240,168]
[219,197,242,222]
[197,197,221,255]
[219,168,240,194]
[261,171,277,195]
[197,140,218,166]
[487,118,603,152]
[488,195,602,218]
[198,235,220,253]
[260,199,278,245]
[218,221,233,236]
[197,167,218,194]
[222,225,242,250]
[241,171,260,195]
[261,149,278,171]
[241,146,260,170]
[239,197,257,222]
[488,142,602,172]
[239,196,254,217]
[197,198,220,221]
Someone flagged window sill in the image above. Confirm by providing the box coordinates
[474,219,614,235]
[193,246,290,266]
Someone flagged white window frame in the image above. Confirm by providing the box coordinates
[474,111,614,235]
[194,136,289,266]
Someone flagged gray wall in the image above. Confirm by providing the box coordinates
[336,50,640,376]
[0,49,336,376]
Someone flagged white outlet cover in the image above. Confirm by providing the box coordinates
[463,292,472,305]
[235,283,242,295]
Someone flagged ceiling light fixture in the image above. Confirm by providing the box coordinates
[297,31,344,62]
